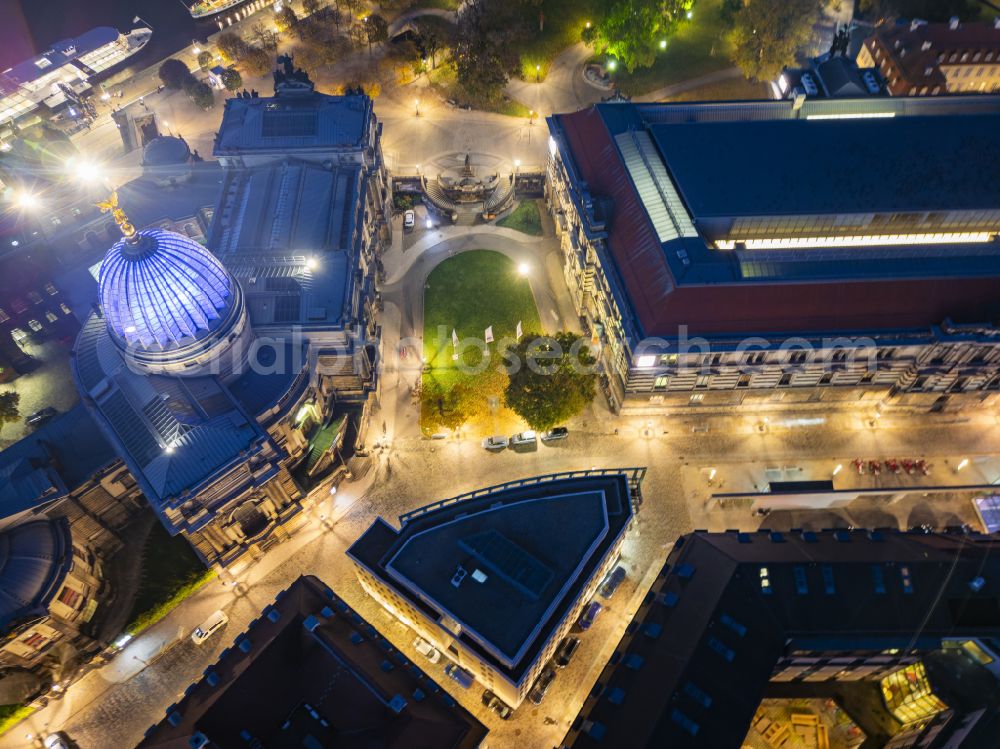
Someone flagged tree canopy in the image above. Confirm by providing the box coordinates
[184,78,215,108]
[220,68,243,91]
[364,13,389,51]
[275,6,299,32]
[216,32,250,64]
[583,0,694,72]
[453,0,524,102]
[158,58,193,89]
[0,392,20,432]
[728,0,821,81]
[504,332,596,430]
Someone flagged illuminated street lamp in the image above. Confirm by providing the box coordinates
[535,63,541,82]
[607,59,617,71]
[306,256,319,270]
[529,109,535,125]
[414,98,420,116]
[686,9,693,19]
[585,21,591,29]
[659,39,667,50]
[518,262,530,276]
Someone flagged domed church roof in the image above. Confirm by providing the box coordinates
[99,228,235,350]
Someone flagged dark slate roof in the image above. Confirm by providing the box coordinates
[349,472,635,679]
[72,315,272,523]
[137,575,488,749]
[562,529,1000,749]
[650,115,1000,218]
[141,136,191,167]
[213,93,372,154]
[549,97,1000,338]
[117,162,222,227]
[228,342,308,417]
[0,518,73,631]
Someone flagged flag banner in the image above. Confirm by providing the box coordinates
[516,321,523,341]
[484,326,494,343]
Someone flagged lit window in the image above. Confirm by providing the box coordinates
[759,567,772,594]
[27,319,42,332]
[636,355,656,368]
[45,311,57,323]
[60,303,71,315]
[44,282,58,296]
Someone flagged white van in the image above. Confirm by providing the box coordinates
[413,637,441,663]
[191,610,229,645]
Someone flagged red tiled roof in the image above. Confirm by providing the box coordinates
[865,20,1000,94]
[558,108,676,335]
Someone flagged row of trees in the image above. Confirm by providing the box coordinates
[422,332,597,432]
[157,58,218,108]
[725,0,823,81]
[583,0,695,72]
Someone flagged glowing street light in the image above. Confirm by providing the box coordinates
[686,9,693,19]
[306,256,319,270]
[585,21,591,29]
[607,59,617,71]
[425,218,433,229]
[535,63,541,82]
[659,39,667,50]
[518,262,530,276]
[956,458,969,472]
[414,98,420,116]
[68,157,103,184]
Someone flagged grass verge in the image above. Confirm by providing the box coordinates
[664,77,769,102]
[0,705,34,736]
[613,0,733,96]
[421,251,542,433]
[125,522,216,636]
[497,200,543,235]
[515,0,603,80]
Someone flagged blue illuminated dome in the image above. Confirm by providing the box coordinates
[98,228,250,378]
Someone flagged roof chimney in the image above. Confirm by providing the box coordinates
[949,16,960,30]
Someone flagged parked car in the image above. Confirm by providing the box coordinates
[403,210,415,230]
[554,636,580,668]
[444,663,475,689]
[482,689,513,719]
[598,565,627,599]
[509,430,537,447]
[578,601,602,631]
[43,734,72,749]
[482,435,509,451]
[191,610,229,645]
[541,427,569,442]
[26,407,57,426]
[413,637,441,664]
[528,667,556,705]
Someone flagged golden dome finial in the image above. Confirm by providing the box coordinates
[96,190,136,239]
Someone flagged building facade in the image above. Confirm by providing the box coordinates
[546,95,1000,414]
[857,18,1000,96]
[69,59,389,567]
[348,470,641,708]
[0,518,108,673]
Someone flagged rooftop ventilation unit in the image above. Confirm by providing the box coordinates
[471,569,488,583]
[450,565,468,588]
[801,74,818,96]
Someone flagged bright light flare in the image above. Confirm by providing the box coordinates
[69,157,103,184]
[14,191,40,210]
[518,262,530,276]
[306,256,319,270]
[607,59,617,71]
[659,39,667,49]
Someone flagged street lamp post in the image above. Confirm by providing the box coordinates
[414,98,420,117]
[535,64,541,82]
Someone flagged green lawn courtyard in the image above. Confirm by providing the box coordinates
[125,522,216,635]
[497,200,544,235]
[421,250,542,434]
